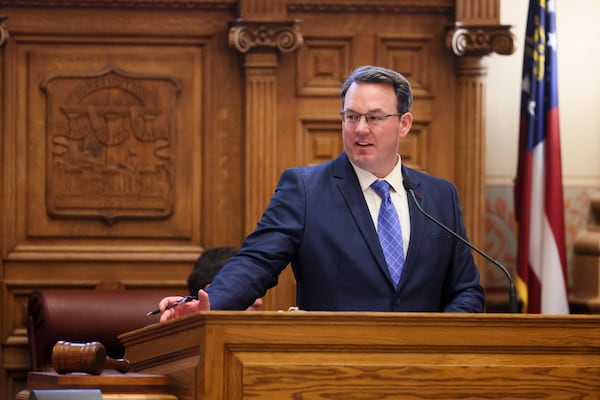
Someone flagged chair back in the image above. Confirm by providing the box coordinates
[27,289,175,371]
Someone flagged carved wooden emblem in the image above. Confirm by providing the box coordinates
[41,69,181,225]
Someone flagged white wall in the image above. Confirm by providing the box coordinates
[486,0,600,186]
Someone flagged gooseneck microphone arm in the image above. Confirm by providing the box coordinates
[402,179,518,313]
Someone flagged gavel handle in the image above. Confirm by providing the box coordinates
[105,356,131,373]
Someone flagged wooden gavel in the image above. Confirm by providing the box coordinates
[52,341,131,375]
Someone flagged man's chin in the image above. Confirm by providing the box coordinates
[349,154,376,170]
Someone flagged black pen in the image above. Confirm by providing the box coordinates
[146,295,198,316]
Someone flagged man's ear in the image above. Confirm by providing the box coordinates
[399,112,413,138]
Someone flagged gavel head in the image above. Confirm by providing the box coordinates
[52,341,107,375]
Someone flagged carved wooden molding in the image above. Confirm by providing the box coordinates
[0,0,452,13]
[0,16,8,47]
[446,23,515,57]
[229,20,303,54]
[287,0,452,14]
[0,0,236,8]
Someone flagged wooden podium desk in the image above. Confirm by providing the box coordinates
[16,370,177,400]
[119,311,600,400]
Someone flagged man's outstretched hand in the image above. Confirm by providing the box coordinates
[158,289,211,323]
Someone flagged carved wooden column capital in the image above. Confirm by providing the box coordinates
[446,23,515,57]
[0,16,9,47]
[228,20,303,54]
[227,17,304,236]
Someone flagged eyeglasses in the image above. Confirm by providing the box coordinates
[339,111,402,127]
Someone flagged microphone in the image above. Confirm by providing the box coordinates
[402,179,518,313]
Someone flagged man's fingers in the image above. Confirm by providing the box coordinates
[197,289,211,311]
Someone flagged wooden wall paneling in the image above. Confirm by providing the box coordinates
[0,8,241,258]
[376,30,449,175]
[0,3,242,400]
[0,14,5,400]
[1,282,30,400]
[294,35,351,164]
[200,29,245,248]
[1,10,20,400]
[289,3,457,176]
[23,41,199,242]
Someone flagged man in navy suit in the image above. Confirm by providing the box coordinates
[159,65,485,319]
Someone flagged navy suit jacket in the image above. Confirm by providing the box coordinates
[207,153,485,312]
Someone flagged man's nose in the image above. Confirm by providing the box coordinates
[355,115,370,131]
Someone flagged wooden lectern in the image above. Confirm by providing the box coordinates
[119,312,600,399]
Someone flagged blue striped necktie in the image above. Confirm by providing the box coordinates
[371,180,405,288]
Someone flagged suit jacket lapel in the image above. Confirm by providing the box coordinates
[332,154,392,284]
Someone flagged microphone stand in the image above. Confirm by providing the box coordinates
[404,181,519,313]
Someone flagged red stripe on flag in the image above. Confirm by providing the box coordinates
[544,108,567,270]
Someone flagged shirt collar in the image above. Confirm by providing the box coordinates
[349,155,404,194]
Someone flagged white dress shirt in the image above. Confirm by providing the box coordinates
[349,156,411,259]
